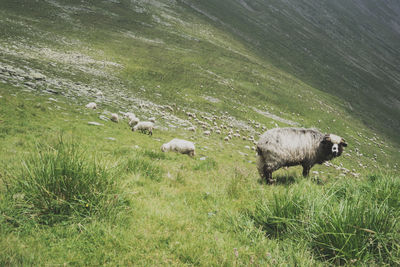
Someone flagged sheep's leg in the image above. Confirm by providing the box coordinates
[302,165,310,177]
[264,169,274,184]
[257,156,274,184]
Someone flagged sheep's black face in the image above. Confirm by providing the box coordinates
[331,143,342,157]
[322,134,347,158]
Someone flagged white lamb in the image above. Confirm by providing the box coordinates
[129,117,140,127]
[125,112,136,121]
[110,113,119,123]
[161,138,195,156]
[132,121,154,135]
[85,102,97,109]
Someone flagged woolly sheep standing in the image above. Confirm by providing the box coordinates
[129,117,140,127]
[132,121,154,136]
[256,127,347,184]
[161,138,195,156]
[110,113,119,123]
[125,112,136,121]
[85,102,97,109]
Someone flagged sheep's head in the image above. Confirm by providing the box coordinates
[322,134,347,157]
[161,144,168,152]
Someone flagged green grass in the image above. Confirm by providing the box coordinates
[0,78,399,265]
[2,136,122,226]
[246,176,400,265]
[0,0,399,265]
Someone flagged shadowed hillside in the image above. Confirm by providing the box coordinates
[181,0,400,141]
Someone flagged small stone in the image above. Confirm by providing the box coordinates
[99,115,109,121]
[30,72,46,81]
[88,121,103,126]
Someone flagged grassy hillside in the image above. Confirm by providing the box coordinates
[0,0,399,265]
[182,0,400,142]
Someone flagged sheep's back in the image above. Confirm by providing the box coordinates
[257,128,323,164]
[168,139,195,153]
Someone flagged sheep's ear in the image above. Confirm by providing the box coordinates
[322,134,331,144]
[340,139,348,147]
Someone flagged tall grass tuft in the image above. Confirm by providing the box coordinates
[2,137,121,226]
[250,189,308,238]
[308,197,398,264]
[244,175,400,265]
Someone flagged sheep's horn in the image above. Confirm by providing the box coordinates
[323,134,331,142]
[341,138,348,147]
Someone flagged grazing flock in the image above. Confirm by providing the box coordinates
[86,102,347,184]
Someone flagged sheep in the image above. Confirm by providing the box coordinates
[85,102,97,109]
[256,127,347,184]
[125,112,136,121]
[148,117,156,123]
[204,130,211,136]
[161,138,195,156]
[110,113,119,123]
[129,117,139,127]
[187,126,196,132]
[132,121,154,136]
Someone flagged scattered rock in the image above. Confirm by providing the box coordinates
[30,72,46,81]
[88,121,103,126]
[99,115,109,121]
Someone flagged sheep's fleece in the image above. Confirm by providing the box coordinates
[161,138,195,156]
[133,121,154,135]
[256,127,347,183]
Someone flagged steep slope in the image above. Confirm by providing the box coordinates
[181,0,400,141]
[1,0,399,164]
[1,1,400,265]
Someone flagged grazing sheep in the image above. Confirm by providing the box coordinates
[125,112,136,121]
[256,127,347,183]
[149,117,156,123]
[85,102,97,109]
[204,130,211,136]
[129,117,139,127]
[224,136,229,141]
[187,126,196,132]
[161,138,195,156]
[132,121,154,136]
[110,113,119,123]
